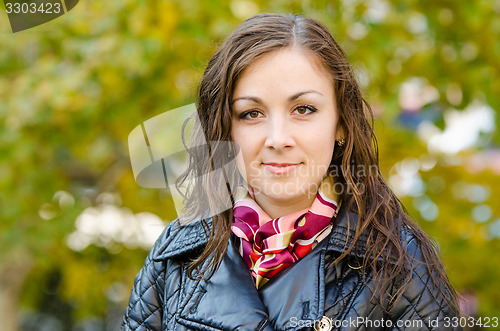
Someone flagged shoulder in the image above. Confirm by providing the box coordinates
[126,216,211,304]
[122,217,211,330]
[331,205,459,313]
[150,217,211,262]
[390,226,461,326]
[328,204,443,266]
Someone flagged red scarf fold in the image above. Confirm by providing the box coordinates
[231,176,339,288]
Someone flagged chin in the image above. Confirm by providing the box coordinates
[268,191,306,202]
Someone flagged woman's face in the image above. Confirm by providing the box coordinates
[231,47,340,218]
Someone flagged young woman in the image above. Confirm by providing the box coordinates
[123,13,460,330]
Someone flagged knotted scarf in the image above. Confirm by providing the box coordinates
[231,176,339,288]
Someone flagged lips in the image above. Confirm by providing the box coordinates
[262,162,302,175]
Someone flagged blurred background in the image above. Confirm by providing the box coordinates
[1,0,499,330]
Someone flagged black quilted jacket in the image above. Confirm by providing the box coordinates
[122,205,460,330]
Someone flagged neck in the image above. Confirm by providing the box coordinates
[253,192,315,219]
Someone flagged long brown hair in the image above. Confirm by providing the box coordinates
[177,13,458,313]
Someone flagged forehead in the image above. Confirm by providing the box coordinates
[233,47,333,97]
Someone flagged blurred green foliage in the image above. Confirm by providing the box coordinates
[0,0,499,328]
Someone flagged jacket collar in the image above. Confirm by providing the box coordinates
[153,203,375,262]
[155,218,336,331]
[151,204,400,330]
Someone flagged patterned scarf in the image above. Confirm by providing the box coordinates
[231,176,339,288]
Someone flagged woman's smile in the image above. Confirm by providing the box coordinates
[261,162,302,175]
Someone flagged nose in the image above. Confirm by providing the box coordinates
[264,115,295,150]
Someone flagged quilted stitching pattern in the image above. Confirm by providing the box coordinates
[322,233,460,331]
[122,252,166,330]
[388,235,459,330]
[122,209,461,331]
[122,225,172,330]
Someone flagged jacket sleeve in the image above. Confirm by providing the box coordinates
[390,234,462,331]
[122,225,171,331]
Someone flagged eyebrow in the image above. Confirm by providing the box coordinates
[231,90,323,105]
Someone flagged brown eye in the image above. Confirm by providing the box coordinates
[240,110,261,119]
[293,105,317,115]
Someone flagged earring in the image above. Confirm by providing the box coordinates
[336,138,345,147]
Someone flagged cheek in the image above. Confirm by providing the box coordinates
[312,144,335,169]
[231,125,260,161]
[304,130,335,172]
[232,137,256,176]
[322,118,337,157]
[231,123,250,148]
[304,123,336,152]
[235,152,248,180]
